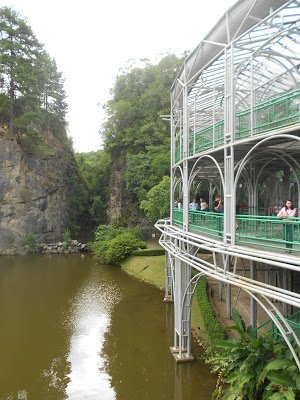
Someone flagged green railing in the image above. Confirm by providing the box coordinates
[189,120,224,154]
[173,208,183,225]
[236,89,300,139]
[255,311,300,339]
[236,214,300,253]
[172,209,300,253]
[175,89,300,162]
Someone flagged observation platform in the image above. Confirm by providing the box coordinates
[173,209,300,256]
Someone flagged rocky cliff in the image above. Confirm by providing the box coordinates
[106,151,152,235]
[0,129,83,254]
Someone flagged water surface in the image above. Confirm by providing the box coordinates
[0,254,215,399]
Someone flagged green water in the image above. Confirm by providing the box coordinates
[0,254,215,399]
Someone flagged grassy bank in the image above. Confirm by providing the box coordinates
[121,254,166,289]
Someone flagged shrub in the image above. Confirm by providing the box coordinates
[23,232,38,252]
[103,231,146,264]
[63,228,71,245]
[195,277,225,348]
[90,225,146,264]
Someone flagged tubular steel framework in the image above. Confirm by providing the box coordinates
[156,0,300,366]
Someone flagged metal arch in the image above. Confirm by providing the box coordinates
[164,250,175,302]
[233,134,300,194]
[188,154,225,189]
[243,290,300,370]
[255,150,300,195]
[156,222,300,360]
[172,166,184,193]
[254,53,300,90]
[235,149,300,204]
[179,272,205,357]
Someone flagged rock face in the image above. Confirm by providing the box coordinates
[106,151,152,236]
[0,136,78,254]
[106,153,127,224]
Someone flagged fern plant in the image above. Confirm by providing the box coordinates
[207,309,300,399]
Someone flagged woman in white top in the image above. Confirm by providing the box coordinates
[277,199,297,251]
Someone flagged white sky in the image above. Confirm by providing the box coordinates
[1,0,236,152]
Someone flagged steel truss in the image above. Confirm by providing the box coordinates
[156,219,300,367]
[160,0,300,366]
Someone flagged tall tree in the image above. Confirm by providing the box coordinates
[0,7,44,136]
[0,7,67,140]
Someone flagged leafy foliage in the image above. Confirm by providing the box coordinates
[22,232,38,252]
[0,7,68,145]
[99,55,183,218]
[140,176,171,222]
[75,150,111,226]
[207,309,300,400]
[195,277,225,349]
[89,225,146,264]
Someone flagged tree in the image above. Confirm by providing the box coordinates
[75,150,111,225]
[0,7,44,136]
[140,176,170,222]
[100,54,183,223]
[0,7,68,141]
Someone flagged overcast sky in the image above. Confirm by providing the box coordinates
[1,0,236,152]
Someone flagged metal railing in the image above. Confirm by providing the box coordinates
[175,89,300,162]
[255,311,300,339]
[172,208,300,253]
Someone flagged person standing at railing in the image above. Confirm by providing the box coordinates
[189,198,199,211]
[174,197,183,209]
[214,195,224,237]
[277,199,297,252]
[214,195,224,213]
[200,198,209,211]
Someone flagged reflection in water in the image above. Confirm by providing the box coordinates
[66,273,119,399]
[102,276,216,400]
[0,255,216,400]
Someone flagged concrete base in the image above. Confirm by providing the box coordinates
[170,347,194,362]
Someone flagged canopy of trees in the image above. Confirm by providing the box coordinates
[0,7,67,143]
[103,55,183,217]
[77,54,184,228]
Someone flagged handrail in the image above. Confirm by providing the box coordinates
[172,208,300,253]
[175,88,300,162]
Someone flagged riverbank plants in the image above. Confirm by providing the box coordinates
[207,309,300,399]
[89,225,146,264]
[195,277,225,349]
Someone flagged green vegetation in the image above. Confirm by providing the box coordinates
[75,150,111,226]
[22,232,38,252]
[89,225,146,264]
[121,255,166,289]
[0,7,68,146]
[140,176,170,222]
[208,309,300,400]
[195,277,225,349]
[74,55,185,231]
[0,6,89,237]
[63,228,71,248]
[104,55,182,207]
